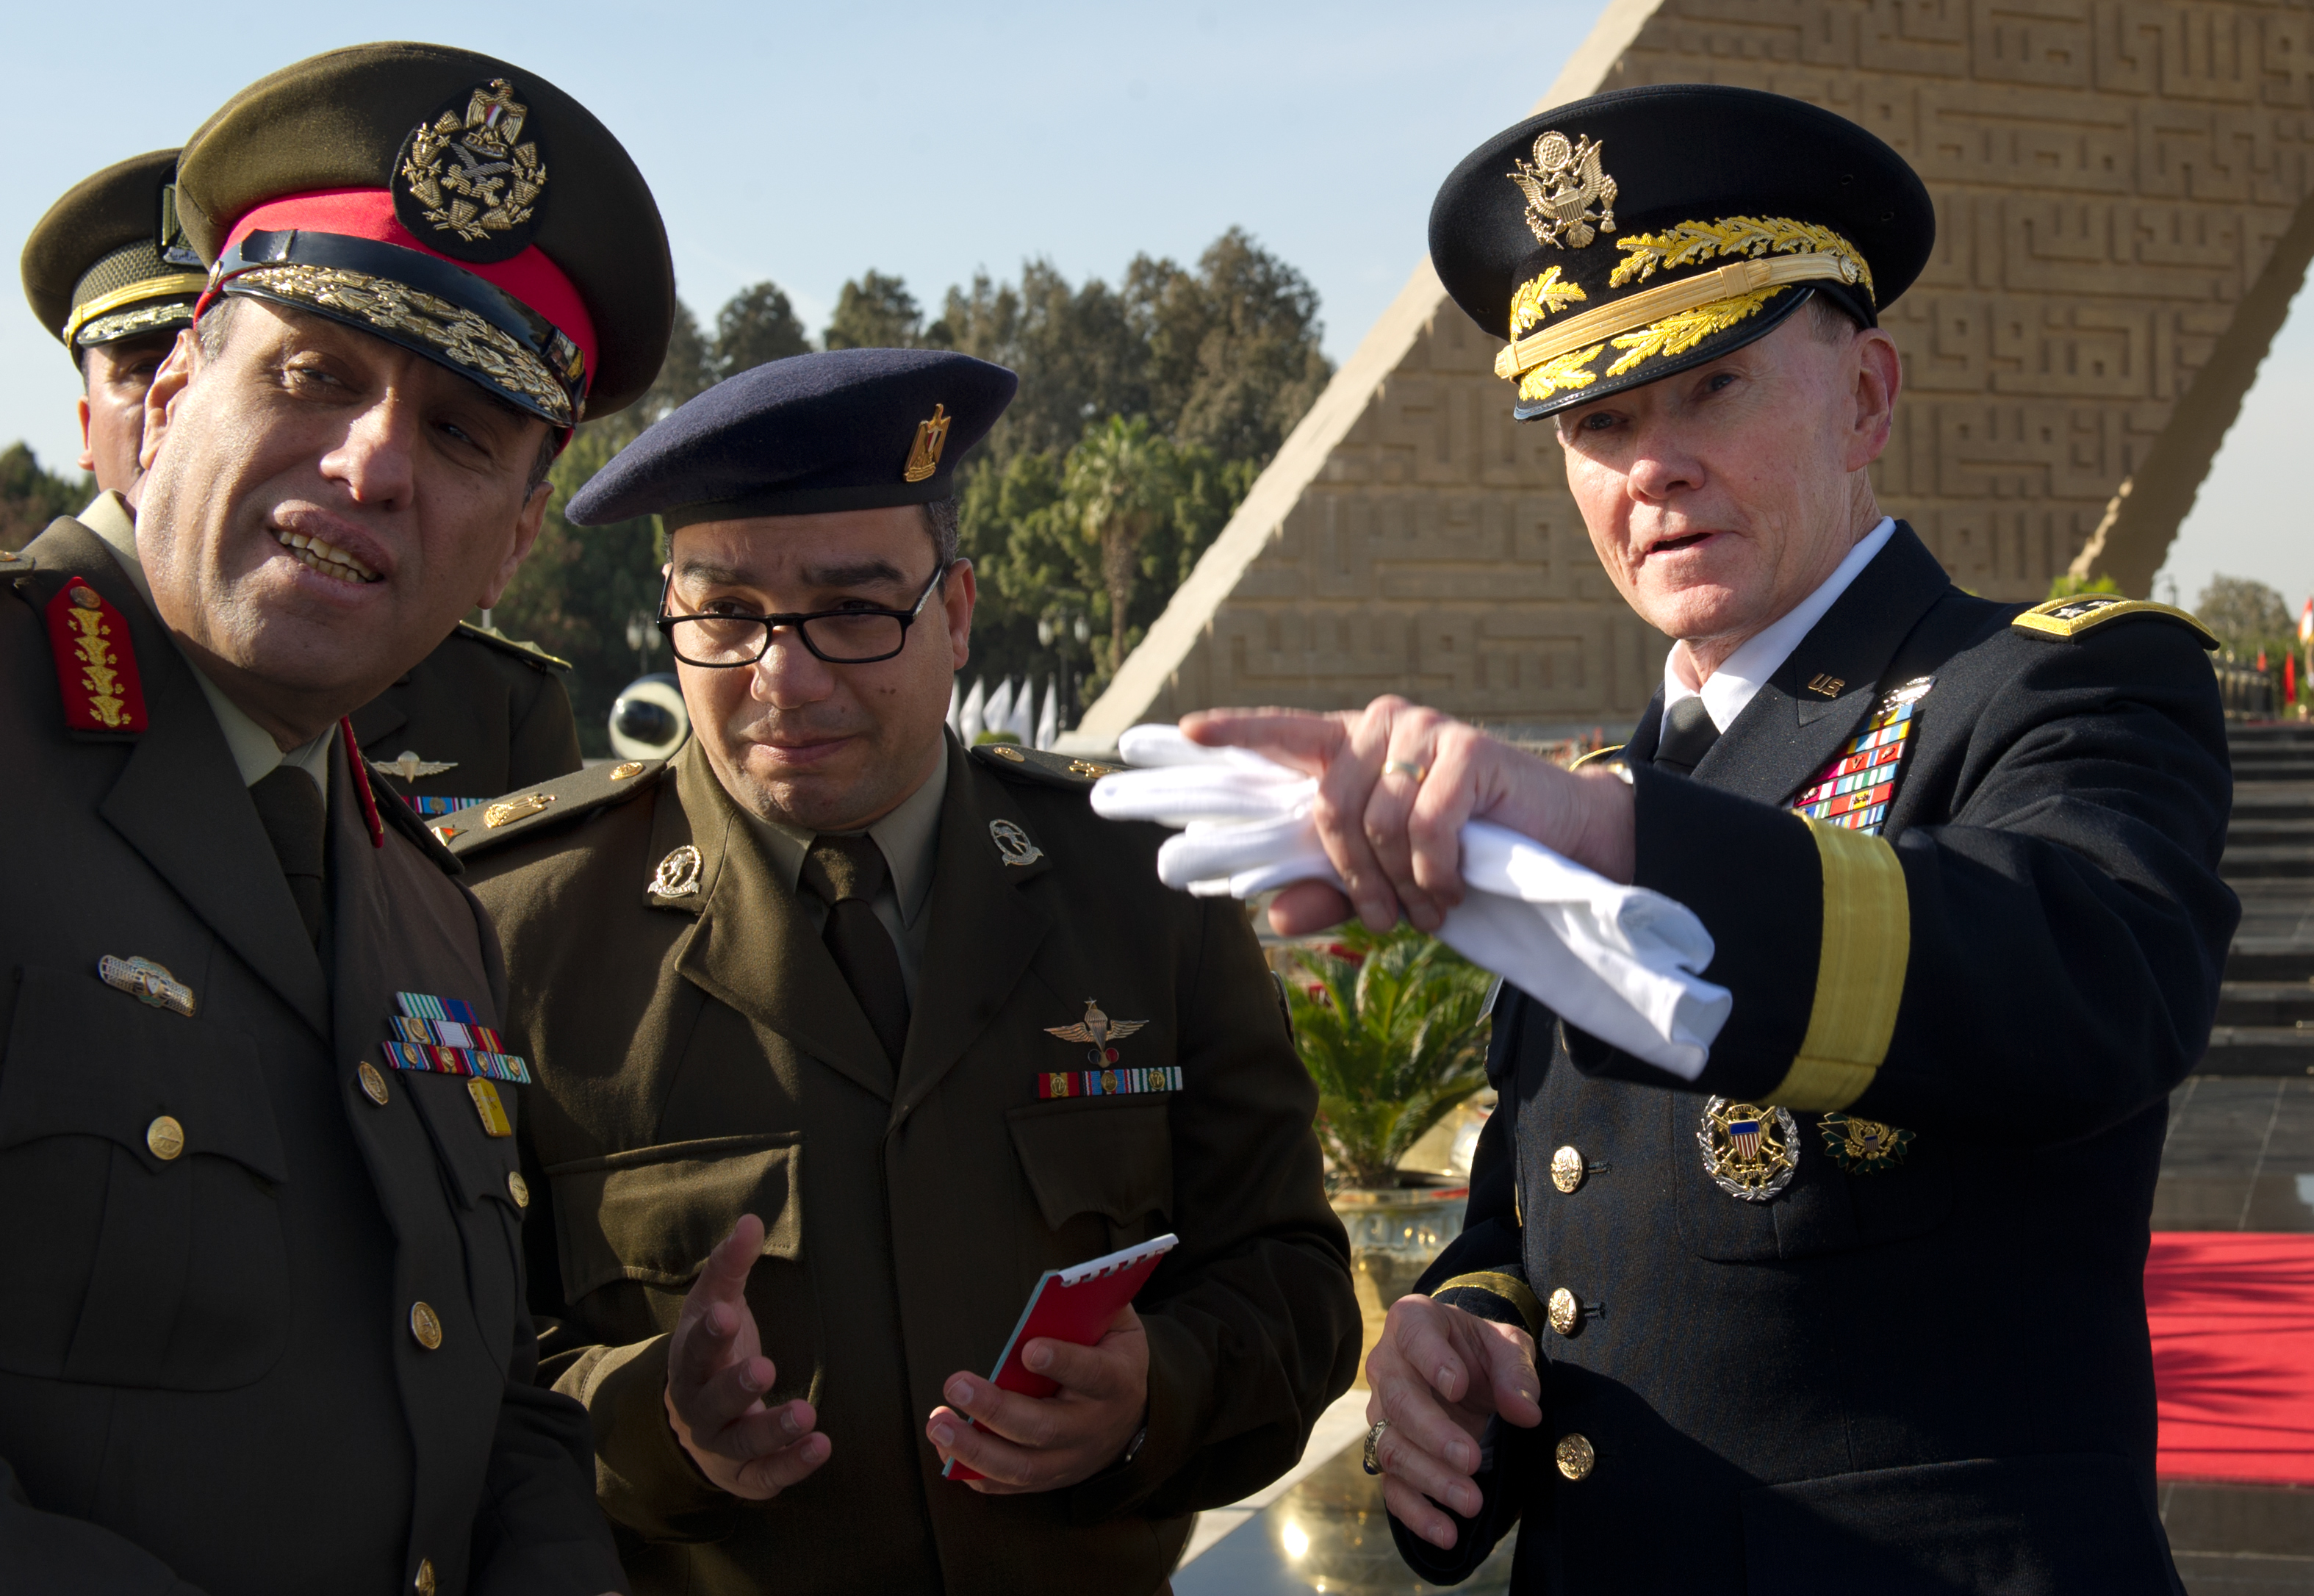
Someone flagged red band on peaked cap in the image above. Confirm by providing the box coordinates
[209,189,597,389]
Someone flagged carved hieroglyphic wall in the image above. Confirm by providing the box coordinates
[1064,0,2314,748]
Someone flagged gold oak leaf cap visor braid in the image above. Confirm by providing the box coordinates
[21,148,206,356]
[1427,84,1935,420]
[171,40,675,428]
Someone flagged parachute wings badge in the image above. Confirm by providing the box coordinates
[1046,999,1148,1065]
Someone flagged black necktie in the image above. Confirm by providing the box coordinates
[1654,695,1721,777]
[249,766,327,943]
[800,835,911,1067]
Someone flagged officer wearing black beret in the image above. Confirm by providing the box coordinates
[1,40,672,1594]
[21,149,586,828]
[1190,85,2235,1591]
[442,347,1360,1595]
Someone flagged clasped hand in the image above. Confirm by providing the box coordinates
[668,1218,1149,1499]
[1365,1295,1544,1550]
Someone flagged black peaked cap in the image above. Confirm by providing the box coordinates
[1431,84,1934,420]
[568,348,1019,528]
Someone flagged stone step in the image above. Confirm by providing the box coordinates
[2227,940,2314,983]
[2221,845,2314,877]
[2216,981,2314,1027]
[2227,820,2314,845]
[2199,1027,2314,1075]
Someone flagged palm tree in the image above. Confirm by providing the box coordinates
[1059,414,1179,672]
[1287,924,1495,1190]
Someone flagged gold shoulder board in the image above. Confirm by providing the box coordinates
[2011,596,2218,650]
[456,619,573,671]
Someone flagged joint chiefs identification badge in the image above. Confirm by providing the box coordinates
[1818,1112,1914,1173]
[1697,1096,1799,1201]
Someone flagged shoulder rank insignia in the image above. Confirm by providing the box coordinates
[442,758,666,859]
[46,576,147,733]
[2012,595,2218,650]
[1697,1096,1799,1201]
[382,992,531,1085]
[1818,1112,1914,1173]
[455,619,572,670]
[1792,676,1932,836]
[971,741,1115,788]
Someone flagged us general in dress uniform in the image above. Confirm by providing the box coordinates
[22,149,586,823]
[1187,87,2237,1593]
[445,349,1361,1595]
[0,42,673,1593]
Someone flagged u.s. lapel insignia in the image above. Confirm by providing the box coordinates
[1790,675,1933,836]
[46,577,148,733]
[1697,1096,1799,1201]
[902,404,951,483]
[650,844,702,897]
[1818,1112,1914,1173]
[98,954,194,1018]
[372,750,459,783]
[990,819,1043,868]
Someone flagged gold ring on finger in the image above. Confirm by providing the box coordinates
[1382,759,1427,783]
[1362,1417,1390,1475]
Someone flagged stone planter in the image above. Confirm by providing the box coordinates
[1329,1176,1469,1382]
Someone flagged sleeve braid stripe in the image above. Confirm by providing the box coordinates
[1431,1271,1545,1340]
[1768,817,1909,1112]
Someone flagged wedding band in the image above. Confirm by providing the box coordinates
[1362,1418,1390,1475]
[1382,759,1427,783]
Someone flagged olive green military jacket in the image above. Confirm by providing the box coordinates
[457,736,1360,1596]
[0,517,624,1596]
[350,624,583,818]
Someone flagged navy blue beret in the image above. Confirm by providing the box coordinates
[567,347,1018,528]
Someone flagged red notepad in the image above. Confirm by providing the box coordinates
[941,1232,1179,1481]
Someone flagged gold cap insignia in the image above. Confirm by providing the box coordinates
[395,79,549,262]
[1508,131,1617,251]
[902,404,952,484]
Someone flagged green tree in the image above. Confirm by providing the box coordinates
[1058,415,1181,673]
[1128,227,1331,462]
[1285,923,1495,1190]
[714,281,811,376]
[0,443,92,550]
[824,270,922,349]
[2196,574,2293,649]
[932,262,1151,463]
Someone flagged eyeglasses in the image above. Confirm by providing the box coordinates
[658,562,949,668]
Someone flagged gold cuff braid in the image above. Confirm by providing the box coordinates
[1767,819,1910,1111]
[1432,1271,1545,1339]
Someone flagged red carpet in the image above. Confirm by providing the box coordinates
[2147,1232,2314,1485]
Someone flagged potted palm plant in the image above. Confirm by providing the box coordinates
[1285,923,1495,1367]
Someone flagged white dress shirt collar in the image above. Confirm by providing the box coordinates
[1661,517,1896,733]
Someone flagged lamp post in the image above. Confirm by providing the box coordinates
[1037,611,1094,733]
[625,610,661,679]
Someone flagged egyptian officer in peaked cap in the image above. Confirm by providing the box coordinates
[0,40,673,1595]
[21,148,586,833]
[440,346,1361,1596]
[1186,85,2238,1592]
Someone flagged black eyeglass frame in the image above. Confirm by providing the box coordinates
[655,561,952,667]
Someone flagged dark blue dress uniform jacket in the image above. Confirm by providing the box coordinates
[1392,525,2238,1594]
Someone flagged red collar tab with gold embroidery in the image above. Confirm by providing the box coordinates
[339,717,386,849]
[46,576,148,733]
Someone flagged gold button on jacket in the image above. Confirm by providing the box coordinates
[462,736,1361,1596]
[0,518,622,1595]
[1556,1434,1596,1481]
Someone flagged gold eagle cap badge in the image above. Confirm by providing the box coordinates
[1508,130,1617,251]
[902,404,951,483]
[396,79,549,259]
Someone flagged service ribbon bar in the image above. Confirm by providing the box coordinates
[1792,697,1919,835]
[403,795,490,818]
[1037,1065,1183,1100]
[382,1039,533,1085]
[391,1013,507,1052]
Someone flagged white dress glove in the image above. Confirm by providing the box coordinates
[1090,725,1731,1079]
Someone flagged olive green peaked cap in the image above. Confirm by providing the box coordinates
[175,40,675,420]
[21,148,206,355]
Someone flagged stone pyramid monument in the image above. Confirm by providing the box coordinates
[1061,0,2314,752]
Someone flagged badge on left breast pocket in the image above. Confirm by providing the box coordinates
[1697,1097,1799,1201]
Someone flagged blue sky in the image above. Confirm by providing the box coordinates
[1,0,2300,610]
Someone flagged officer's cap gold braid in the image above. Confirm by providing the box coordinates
[172,41,674,431]
[21,149,206,357]
[1428,84,1935,420]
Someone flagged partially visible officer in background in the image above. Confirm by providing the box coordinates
[0,40,674,1594]
[1193,85,2237,1592]
[445,348,1360,1596]
[22,148,585,828]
